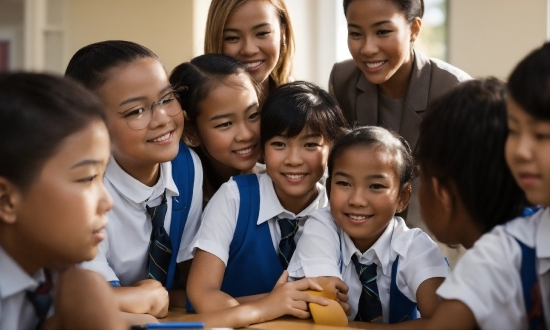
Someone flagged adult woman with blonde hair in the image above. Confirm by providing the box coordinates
[204,0,295,100]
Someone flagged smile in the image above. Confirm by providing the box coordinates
[346,213,372,223]
[243,61,263,70]
[233,146,255,156]
[148,131,172,143]
[365,61,386,69]
[283,173,306,181]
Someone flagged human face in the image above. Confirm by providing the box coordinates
[505,98,550,206]
[195,74,260,174]
[330,145,409,252]
[97,57,183,181]
[264,128,330,214]
[16,120,112,270]
[346,0,419,97]
[223,0,282,88]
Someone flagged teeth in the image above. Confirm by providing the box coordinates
[235,148,252,155]
[151,132,170,142]
[349,214,367,220]
[244,61,262,69]
[285,174,305,180]
[366,61,385,69]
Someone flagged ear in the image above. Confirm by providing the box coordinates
[431,177,452,214]
[181,114,201,148]
[280,23,287,51]
[410,17,422,43]
[396,183,412,213]
[0,177,22,225]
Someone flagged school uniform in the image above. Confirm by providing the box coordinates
[437,207,550,329]
[0,246,55,330]
[191,172,328,298]
[288,207,450,323]
[328,49,471,151]
[80,149,203,286]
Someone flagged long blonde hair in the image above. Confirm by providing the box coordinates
[204,0,295,86]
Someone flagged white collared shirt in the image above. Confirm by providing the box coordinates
[191,173,328,265]
[437,207,550,330]
[80,153,203,286]
[0,246,55,330]
[288,207,449,322]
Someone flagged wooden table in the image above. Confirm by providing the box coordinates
[163,308,372,329]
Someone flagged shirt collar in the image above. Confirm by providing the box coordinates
[341,218,397,277]
[0,246,45,299]
[536,208,550,274]
[104,156,179,204]
[256,173,328,224]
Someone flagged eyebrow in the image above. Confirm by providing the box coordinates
[347,20,392,29]
[224,23,271,33]
[71,159,104,169]
[118,85,173,107]
[333,171,388,180]
[209,102,258,121]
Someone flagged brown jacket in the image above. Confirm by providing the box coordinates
[328,50,471,150]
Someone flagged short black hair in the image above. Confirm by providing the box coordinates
[65,40,158,91]
[0,73,105,190]
[260,81,348,149]
[343,0,424,21]
[508,41,550,120]
[416,77,526,233]
[328,126,416,189]
[169,53,261,125]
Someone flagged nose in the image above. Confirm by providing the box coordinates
[360,36,378,57]
[235,121,256,143]
[510,133,533,162]
[348,187,367,207]
[99,183,114,214]
[283,146,304,166]
[148,103,172,128]
[240,36,259,56]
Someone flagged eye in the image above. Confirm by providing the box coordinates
[370,183,385,189]
[335,180,351,187]
[215,121,232,129]
[376,29,392,35]
[534,132,550,141]
[249,111,260,120]
[257,31,271,38]
[348,31,361,38]
[159,93,175,105]
[270,141,285,148]
[77,175,97,183]
[124,108,145,118]
[224,36,240,42]
[304,142,321,148]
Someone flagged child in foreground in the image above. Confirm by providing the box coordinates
[187,81,349,327]
[170,53,262,207]
[66,40,203,317]
[0,73,125,329]
[424,44,550,329]
[289,126,449,327]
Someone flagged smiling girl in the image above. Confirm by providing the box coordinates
[204,0,295,101]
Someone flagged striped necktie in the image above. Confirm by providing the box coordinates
[146,193,172,285]
[26,269,53,330]
[277,217,303,269]
[351,254,383,323]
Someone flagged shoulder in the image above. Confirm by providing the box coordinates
[330,59,362,87]
[305,207,339,234]
[415,50,471,86]
[390,217,436,257]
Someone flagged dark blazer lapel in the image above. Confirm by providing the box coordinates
[400,50,432,150]
[355,74,378,126]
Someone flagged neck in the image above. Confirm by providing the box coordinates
[202,147,241,186]
[260,78,271,106]
[378,50,414,99]
[1,230,47,276]
[113,154,160,187]
[274,183,318,215]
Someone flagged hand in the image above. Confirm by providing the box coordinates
[315,277,351,316]
[254,271,329,323]
[133,279,169,318]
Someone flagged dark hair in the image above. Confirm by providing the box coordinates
[65,40,159,91]
[343,0,424,21]
[260,81,348,149]
[0,73,106,189]
[328,126,416,189]
[508,42,550,120]
[169,53,261,125]
[416,77,526,233]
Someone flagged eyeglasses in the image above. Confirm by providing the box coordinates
[120,91,182,130]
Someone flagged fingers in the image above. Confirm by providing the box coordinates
[288,309,311,320]
[336,291,349,303]
[338,300,351,316]
[290,277,324,292]
[273,270,290,289]
[299,291,328,306]
[325,276,349,294]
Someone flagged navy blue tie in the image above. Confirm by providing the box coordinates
[146,193,172,286]
[351,254,383,323]
[277,217,303,269]
[26,269,53,330]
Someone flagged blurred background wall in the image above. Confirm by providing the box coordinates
[0,0,548,89]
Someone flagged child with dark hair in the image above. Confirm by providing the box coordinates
[0,73,124,329]
[65,40,203,317]
[289,126,448,326]
[170,53,262,208]
[425,46,550,329]
[186,81,349,327]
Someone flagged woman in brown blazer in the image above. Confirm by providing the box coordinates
[329,0,471,228]
[329,0,471,152]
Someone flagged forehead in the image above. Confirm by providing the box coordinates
[346,0,407,24]
[225,0,280,28]
[98,58,168,106]
[334,144,399,176]
[198,74,258,116]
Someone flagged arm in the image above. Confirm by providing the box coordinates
[424,300,477,330]
[112,279,169,318]
[44,268,126,330]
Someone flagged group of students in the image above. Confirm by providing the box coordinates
[0,0,548,329]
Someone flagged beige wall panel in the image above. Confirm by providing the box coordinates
[64,0,194,73]
[448,0,548,80]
